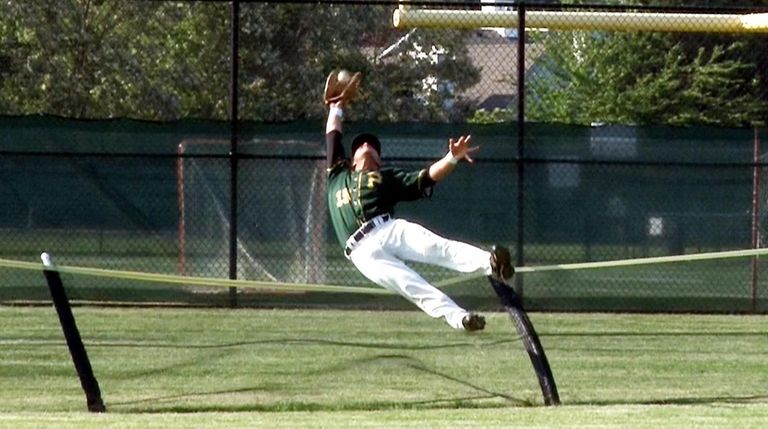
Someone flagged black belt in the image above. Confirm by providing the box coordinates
[344,214,391,257]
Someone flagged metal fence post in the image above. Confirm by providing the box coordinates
[229,0,241,307]
[515,3,526,299]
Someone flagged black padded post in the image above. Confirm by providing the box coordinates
[41,252,106,413]
[488,276,560,406]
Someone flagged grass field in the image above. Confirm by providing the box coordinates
[1,306,767,428]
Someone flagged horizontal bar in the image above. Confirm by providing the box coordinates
[433,248,768,287]
[515,248,768,274]
[0,256,392,295]
[393,8,768,33]
[2,247,765,293]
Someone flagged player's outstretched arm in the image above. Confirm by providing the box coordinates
[325,101,346,169]
[326,101,344,134]
[324,69,361,135]
[428,135,479,183]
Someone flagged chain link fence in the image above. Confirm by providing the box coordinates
[1,1,767,312]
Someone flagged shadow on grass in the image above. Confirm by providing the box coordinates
[108,354,534,413]
[114,395,519,414]
[570,394,768,407]
[641,395,768,405]
[543,331,768,354]
[6,330,762,351]
[545,331,767,338]
[2,336,523,351]
[110,391,768,413]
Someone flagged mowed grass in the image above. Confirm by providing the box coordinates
[0,306,767,428]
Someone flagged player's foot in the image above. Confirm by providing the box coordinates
[490,244,514,281]
[462,312,486,332]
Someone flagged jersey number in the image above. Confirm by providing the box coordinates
[335,172,382,207]
[335,189,351,208]
[365,171,382,188]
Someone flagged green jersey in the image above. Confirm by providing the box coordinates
[326,130,434,247]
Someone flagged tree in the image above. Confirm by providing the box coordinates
[0,1,231,120]
[237,2,479,122]
[526,31,764,126]
[470,1,768,127]
[0,1,479,122]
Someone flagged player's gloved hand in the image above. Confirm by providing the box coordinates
[324,70,362,106]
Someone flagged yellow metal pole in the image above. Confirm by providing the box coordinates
[741,13,768,30]
[393,8,768,33]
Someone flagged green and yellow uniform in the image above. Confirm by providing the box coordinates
[325,130,434,247]
[322,127,494,331]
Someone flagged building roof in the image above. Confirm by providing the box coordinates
[462,30,545,110]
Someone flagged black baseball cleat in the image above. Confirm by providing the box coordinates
[490,244,514,281]
[462,312,486,332]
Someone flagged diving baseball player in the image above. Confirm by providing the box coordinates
[323,70,513,331]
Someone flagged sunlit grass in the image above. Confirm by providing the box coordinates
[0,307,766,428]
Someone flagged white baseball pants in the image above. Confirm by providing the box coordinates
[347,217,492,329]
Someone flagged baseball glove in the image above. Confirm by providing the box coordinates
[324,70,362,105]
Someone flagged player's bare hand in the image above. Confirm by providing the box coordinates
[449,135,480,164]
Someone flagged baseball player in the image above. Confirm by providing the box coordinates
[323,71,513,331]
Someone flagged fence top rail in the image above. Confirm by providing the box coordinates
[393,7,768,33]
